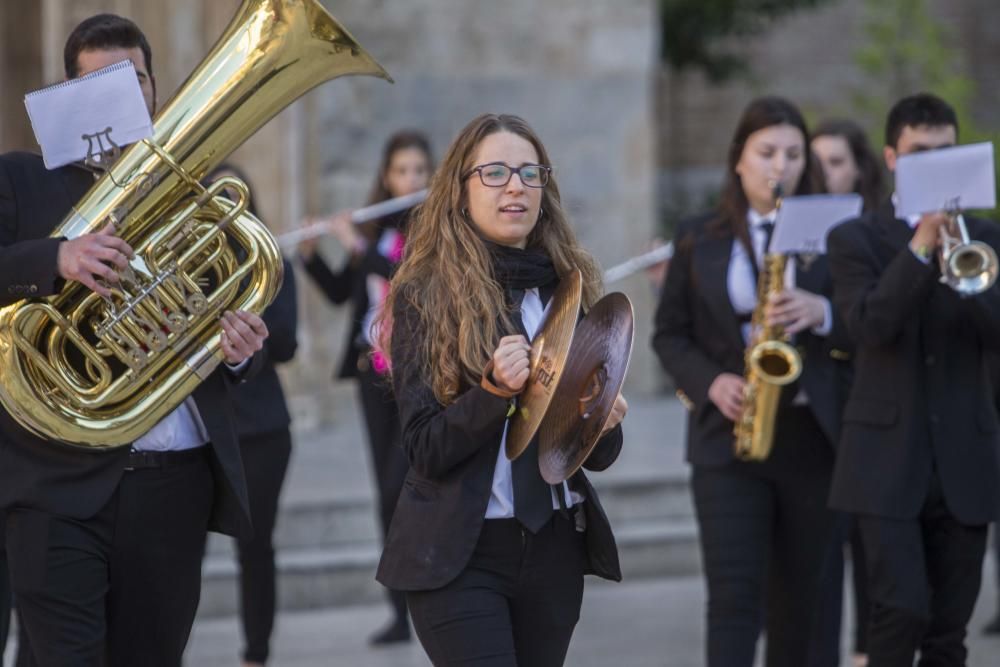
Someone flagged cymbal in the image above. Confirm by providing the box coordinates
[537,292,634,484]
[505,268,583,460]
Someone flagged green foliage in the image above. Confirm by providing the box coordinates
[659,0,834,81]
[849,0,1000,218]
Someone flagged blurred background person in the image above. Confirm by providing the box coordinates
[812,119,885,212]
[209,164,299,667]
[298,130,432,645]
[808,117,883,667]
[653,96,849,667]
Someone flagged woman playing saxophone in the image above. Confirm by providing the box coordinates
[651,96,851,666]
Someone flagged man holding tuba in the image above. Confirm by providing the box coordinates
[827,93,1000,666]
[0,14,268,665]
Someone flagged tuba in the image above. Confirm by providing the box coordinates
[0,0,390,447]
[733,185,802,460]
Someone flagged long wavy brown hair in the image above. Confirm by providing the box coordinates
[378,113,604,405]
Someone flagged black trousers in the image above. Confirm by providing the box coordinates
[235,429,292,664]
[407,512,586,667]
[6,447,214,666]
[808,513,870,667]
[691,406,836,667]
[357,363,410,623]
[857,475,988,667]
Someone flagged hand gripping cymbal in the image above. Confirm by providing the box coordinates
[537,292,634,484]
[505,269,583,460]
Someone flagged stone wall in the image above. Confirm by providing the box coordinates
[290,0,661,427]
[8,0,997,430]
[657,0,1000,226]
[0,0,662,433]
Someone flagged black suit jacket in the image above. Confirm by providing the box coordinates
[231,257,298,437]
[652,212,852,466]
[376,286,624,591]
[303,209,408,379]
[827,202,1000,524]
[0,151,253,538]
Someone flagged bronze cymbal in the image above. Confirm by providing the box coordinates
[537,292,634,484]
[505,268,583,460]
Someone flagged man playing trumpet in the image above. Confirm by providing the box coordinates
[827,93,1000,666]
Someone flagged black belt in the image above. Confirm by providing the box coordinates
[125,446,209,471]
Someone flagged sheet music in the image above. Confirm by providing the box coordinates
[24,60,154,170]
[770,194,863,255]
[895,142,996,217]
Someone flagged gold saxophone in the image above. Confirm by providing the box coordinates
[0,0,390,448]
[733,186,802,461]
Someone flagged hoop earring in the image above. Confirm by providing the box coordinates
[538,207,545,221]
[461,207,469,219]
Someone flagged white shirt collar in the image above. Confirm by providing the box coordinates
[747,208,777,229]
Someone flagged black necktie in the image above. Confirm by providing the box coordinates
[508,287,554,533]
[759,220,775,255]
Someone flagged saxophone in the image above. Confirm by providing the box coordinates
[733,185,803,461]
[0,0,390,447]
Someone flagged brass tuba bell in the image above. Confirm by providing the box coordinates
[0,0,391,447]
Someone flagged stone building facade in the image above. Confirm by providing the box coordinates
[0,0,660,431]
[2,0,998,430]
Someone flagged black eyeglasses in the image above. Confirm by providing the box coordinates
[465,162,551,188]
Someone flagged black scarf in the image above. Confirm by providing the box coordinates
[485,241,558,292]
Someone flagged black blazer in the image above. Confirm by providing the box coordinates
[376,286,624,591]
[652,212,852,466]
[0,151,254,538]
[231,257,298,438]
[827,201,1000,524]
[303,209,408,379]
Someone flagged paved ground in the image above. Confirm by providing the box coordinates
[4,390,1000,665]
[5,567,999,666]
[186,558,999,667]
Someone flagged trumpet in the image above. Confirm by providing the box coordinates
[938,208,998,295]
[277,189,427,250]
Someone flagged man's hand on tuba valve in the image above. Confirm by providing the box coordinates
[56,222,134,298]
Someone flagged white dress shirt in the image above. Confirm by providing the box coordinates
[727,209,833,405]
[485,287,583,519]
[132,358,247,452]
[133,397,209,452]
[728,208,833,342]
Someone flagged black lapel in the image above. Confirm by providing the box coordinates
[53,162,96,213]
[795,253,827,294]
[875,199,913,253]
[696,230,745,352]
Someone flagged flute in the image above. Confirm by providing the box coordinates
[603,241,674,285]
[278,188,428,249]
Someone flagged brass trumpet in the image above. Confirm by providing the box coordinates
[938,209,998,295]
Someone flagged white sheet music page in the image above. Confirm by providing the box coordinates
[895,142,996,217]
[770,194,863,255]
[24,60,153,170]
